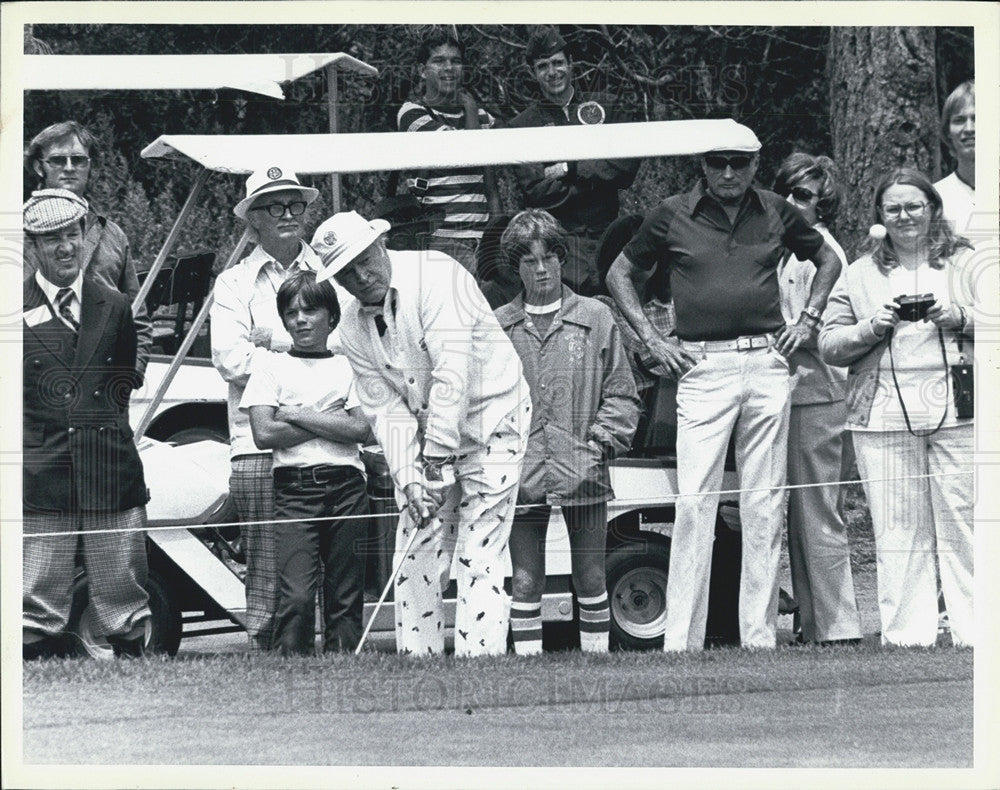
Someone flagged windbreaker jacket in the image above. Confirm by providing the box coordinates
[496,288,640,505]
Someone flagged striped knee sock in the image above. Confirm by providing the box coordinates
[510,600,543,655]
[578,592,610,653]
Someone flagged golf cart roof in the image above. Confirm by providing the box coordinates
[23,53,377,99]
[140,119,754,173]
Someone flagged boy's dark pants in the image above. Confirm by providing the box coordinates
[272,465,368,655]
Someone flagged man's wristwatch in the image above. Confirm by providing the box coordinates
[423,455,456,483]
[800,306,822,328]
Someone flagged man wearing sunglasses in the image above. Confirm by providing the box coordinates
[23,121,153,384]
[211,164,326,652]
[607,129,843,652]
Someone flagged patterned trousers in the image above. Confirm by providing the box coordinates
[23,506,150,639]
[231,453,277,652]
[393,402,530,657]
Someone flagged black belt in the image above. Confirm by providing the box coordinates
[274,464,356,485]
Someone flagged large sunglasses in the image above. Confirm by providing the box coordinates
[790,186,819,203]
[42,155,91,168]
[704,154,754,171]
[250,201,307,218]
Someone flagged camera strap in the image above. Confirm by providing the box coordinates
[887,327,950,438]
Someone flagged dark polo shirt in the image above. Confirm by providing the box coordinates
[624,181,824,341]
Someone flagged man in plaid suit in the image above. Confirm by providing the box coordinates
[22,189,151,659]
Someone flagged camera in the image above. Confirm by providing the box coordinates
[894,293,936,322]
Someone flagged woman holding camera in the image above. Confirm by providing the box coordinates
[819,168,975,647]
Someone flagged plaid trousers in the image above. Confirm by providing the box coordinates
[23,506,150,638]
[231,453,277,652]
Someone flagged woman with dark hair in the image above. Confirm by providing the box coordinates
[772,153,862,645]
[819,168,975,647]
[495,209,640,654]
[934,80,975,235]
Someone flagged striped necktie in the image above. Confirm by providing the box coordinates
[56,288,80,333]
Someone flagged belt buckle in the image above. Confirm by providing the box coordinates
[736,337,752,351]
[310,466,328,485]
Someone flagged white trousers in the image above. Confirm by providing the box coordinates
[664,347,790,651]
[787,401,862,642]
[393,405,528,657]
[853,424,974,647]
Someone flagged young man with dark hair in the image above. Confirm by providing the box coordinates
[397,29,500,276]
[23,121,153,383]
[241,271,370,655]
[504,26,640,296]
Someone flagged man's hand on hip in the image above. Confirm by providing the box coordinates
[645,334,697,379]
[774,320,813,357]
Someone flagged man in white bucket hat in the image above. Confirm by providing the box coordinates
[607,126,844,651]
[313,211,531,657]
[210,164,323,652]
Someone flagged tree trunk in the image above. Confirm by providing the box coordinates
[828,27,939,261]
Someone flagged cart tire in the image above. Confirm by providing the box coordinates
[607,539,670,651]
[68,569,183,658]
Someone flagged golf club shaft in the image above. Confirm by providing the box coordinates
[354,516,428,654]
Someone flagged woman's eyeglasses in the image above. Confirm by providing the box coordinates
[251,201,307,218]
[703,154,753,171]
[790,186,819,203]
[42,155,91,168]
[881,202,928,220]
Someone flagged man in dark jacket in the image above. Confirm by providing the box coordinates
[505,27,640,296]
[22,189,151,659]
[23,121,152,383]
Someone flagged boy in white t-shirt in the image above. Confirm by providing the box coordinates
[240,271,371,655]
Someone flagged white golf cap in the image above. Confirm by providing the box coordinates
[233,164,319,220]
[312,211,391,283]
[705,125,762,154]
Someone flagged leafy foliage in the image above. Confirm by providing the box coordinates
[25,24,972,267]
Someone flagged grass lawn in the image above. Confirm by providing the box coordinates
[21,643,971,768]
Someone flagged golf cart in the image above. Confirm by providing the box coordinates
[34,52,750,654]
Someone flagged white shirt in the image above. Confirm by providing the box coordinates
[211,241,336,458]
[239,350,364,472]
[934,172,976,237]
[33,270,83,329]
[338,250,529,490]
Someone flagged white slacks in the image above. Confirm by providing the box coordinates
[393,405,528,657]
[853,424,974,647]
[664,347,790,651]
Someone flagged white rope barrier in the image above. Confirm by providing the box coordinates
[20,468,973,539]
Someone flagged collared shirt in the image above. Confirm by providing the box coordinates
[24,210,152,378]
[623,181,825,341]
[35,270,83,328]
[338,250,529,491]
[496,287,640,506]
[210,240,331,458]
[778,224,849,405]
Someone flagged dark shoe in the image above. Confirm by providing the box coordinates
[107,634,146,658]
[778,587,799,616]
[819,638,862,647]
[23,633,76,660]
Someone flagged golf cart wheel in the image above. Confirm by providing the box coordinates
[69,569,183,658]
[607,539,670,651]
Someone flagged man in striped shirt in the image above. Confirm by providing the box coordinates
[397,30,500,276]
